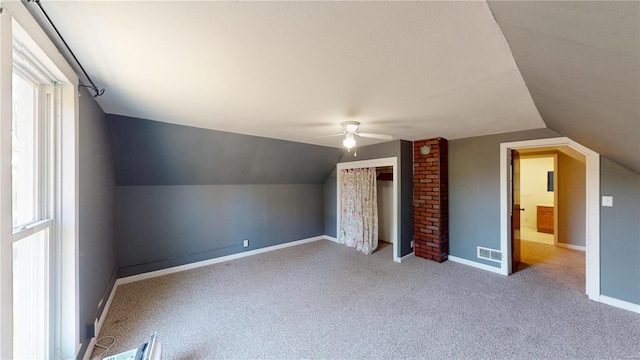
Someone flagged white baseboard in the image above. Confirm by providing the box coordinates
[399,252,414,262]
[556,243,586,251]
[83,278,119,360]
[325,236,339,243]
[96,281,117,337]
[82,338,96,360]
[599,295,640,314]
[117,235,329,285]
[448,255,504,275]
[75,342,83,360]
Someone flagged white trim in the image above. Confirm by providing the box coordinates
[73,343,81,360]
[82,280,118,360]
[1,4,80,358]
[556,243,586,252]
[499,145,511,276]
[117,236,330,285]
[82,338,96,360]
[599,295,640,314]
[61,72,80,360]
[338,157,399,169]
[0,9,14,359]
[500,137,600,299]
[1,2,78,84]
[324,236,339,243]
[399,252,414,262]
[95,282,117,341]
[7,4,79,359]
[11,219,52,242]
[336,157,400,262]
[447,255,504,275]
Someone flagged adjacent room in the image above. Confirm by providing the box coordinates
[0,1,638,359]
[512,147,588,293]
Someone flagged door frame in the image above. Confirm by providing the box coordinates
[336,157,399,262]
[500,137,600,300]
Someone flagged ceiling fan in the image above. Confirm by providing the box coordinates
[322,121,393,150]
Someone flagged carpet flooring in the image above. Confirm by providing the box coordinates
[92,240,640,359]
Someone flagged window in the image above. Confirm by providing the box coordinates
[11,54,56,360]
[1,6,79,359]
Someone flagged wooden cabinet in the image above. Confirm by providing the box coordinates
[537,206,554,234]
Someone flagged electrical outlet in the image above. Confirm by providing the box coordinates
[243,239,249,248]
[602,196,613,207]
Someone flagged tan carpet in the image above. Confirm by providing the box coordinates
[518,239,586,293]
[92,240,639,359]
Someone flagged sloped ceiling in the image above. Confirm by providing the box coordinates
[107,115,344,186]
[488,1,640,173]
[38,1,544,148]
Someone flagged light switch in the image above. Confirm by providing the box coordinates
[602,196,613,207]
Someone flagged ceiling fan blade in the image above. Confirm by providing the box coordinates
[357,132,393,140]
[309,133,344,140]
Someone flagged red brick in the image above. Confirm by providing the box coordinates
[414,137,448,265]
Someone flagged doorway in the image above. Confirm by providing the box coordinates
[500,137,600,301]
[512,148,587,292]
[336,157,399,262]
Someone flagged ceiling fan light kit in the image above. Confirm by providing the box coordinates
[323,121,393,150]
[342,121,361,134]
[343,133,356,149]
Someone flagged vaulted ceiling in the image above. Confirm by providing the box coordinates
[36,1,639,173]
[488,1,640,173]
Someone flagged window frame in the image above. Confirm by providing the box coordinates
[0,3,80,359]
[11,56,57,359]
[10,63,53,232]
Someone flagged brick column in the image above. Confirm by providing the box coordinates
[413,138,448,262]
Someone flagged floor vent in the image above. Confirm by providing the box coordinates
[477,247,502,263]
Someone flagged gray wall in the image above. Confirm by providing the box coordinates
[115,184,325,277]
[78,88,117,351]
[107,115,344,185]
[557,153,586,247]
[600,157,640,304]
[108,115,342,277]
[448,128,561,267]
[327,140,414,258]
[449,129,640,306]
[324,168,337,236]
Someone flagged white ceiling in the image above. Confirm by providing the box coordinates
[40,1,545,148]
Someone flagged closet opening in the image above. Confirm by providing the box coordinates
[336,157,400,262]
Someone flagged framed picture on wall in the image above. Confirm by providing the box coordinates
[547,171,554,192]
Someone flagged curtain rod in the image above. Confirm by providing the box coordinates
[26,0,105,97]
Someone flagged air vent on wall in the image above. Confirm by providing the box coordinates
[477,246,502,263]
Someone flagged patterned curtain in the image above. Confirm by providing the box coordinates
[338,167,379,254]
